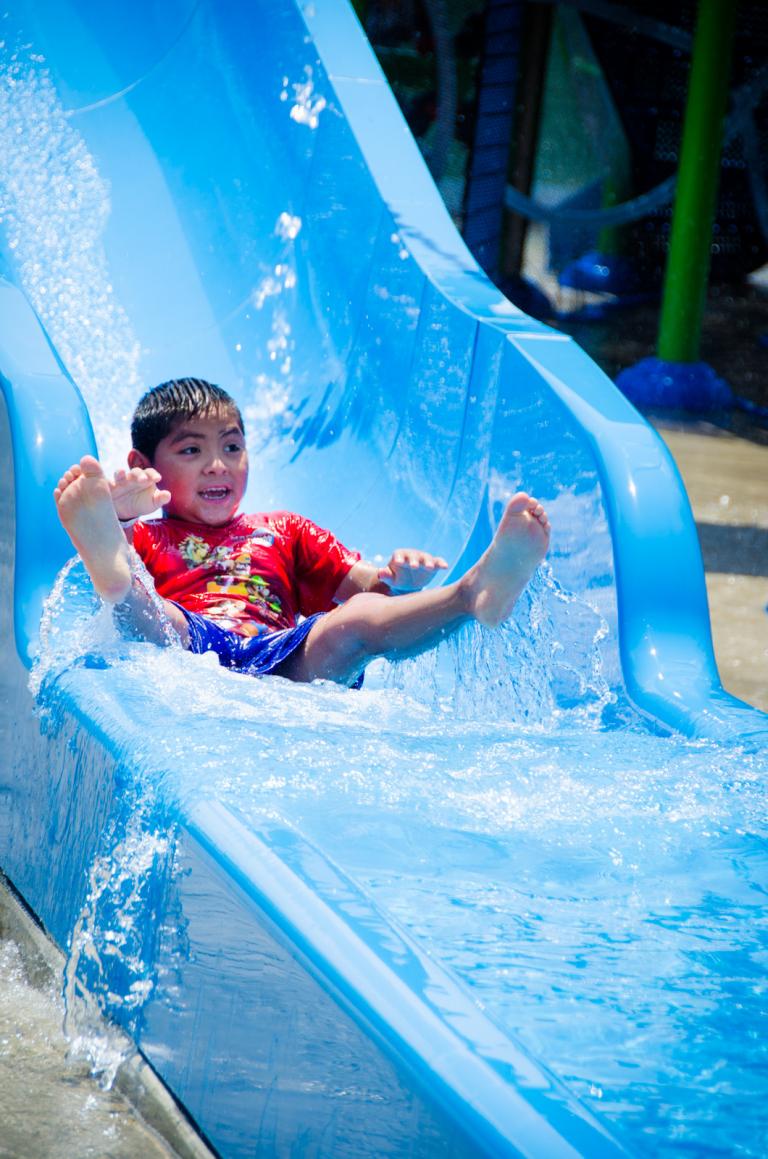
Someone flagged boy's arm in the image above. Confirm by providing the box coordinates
[333,549,448,603]
[109,467,171,538]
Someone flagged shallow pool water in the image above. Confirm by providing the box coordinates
[35,564,768,1157]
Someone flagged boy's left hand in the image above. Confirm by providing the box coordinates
[110,466,171,522]
[378,549,448,593]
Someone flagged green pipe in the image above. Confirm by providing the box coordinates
[657,0,738,364]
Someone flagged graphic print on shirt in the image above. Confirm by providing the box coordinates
[178,531,283,631]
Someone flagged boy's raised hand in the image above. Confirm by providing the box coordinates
[378,549,448,593]
[110,466,171,523]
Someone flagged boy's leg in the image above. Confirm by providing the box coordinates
[279,492,550,685]
[54,456,189,646]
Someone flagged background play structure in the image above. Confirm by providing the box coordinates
[1,1,767,1157]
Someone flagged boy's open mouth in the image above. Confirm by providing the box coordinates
[199,486,231,501]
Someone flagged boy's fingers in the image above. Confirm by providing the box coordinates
[410,553,446,571]
[389,549,449,573]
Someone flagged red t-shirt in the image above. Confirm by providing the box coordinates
[132,511,360,637]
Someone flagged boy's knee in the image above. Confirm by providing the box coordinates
[323,592,390,658]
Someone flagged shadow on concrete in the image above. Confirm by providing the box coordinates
[696,522,768,576]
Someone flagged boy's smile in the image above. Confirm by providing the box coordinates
[130,409,248,527]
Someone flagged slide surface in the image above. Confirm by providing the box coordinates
[1,2,766,1157]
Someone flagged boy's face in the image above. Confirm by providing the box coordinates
[140,408,248,526]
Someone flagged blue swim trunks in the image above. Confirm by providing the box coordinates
[175,606,363,687]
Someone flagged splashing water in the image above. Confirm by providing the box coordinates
[30,552,768,1152]
[239,210,307,453]
[62,800,173,1091]
[31,557,183,1088]
[281,65,327,129]
[275,211,302,241]
[31,552,181,700]
[0,40,143,470]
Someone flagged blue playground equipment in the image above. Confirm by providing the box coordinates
[1,2,767,1156]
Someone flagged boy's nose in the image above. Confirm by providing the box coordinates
[203,454,227,474]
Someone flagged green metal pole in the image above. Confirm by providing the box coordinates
[657,0,738,364]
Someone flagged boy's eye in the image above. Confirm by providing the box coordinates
[179,445,200,455]
[225,442,244,453]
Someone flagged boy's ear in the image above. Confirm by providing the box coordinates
[127,448,152,470]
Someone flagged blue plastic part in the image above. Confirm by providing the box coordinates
[558,251,653,297]
[1,1,767,1156]
[616,356,735,411]
[0,278,97,666]
[734,393,768,423]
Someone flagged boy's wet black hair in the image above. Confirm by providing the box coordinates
[131,377,245,461]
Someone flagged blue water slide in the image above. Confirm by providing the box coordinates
[1,1,766,1157]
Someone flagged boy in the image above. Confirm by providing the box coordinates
[54,378,550,687]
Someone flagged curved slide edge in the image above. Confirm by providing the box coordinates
[0,276,96,667]
[305,1,767,743]
[511,334,768,744]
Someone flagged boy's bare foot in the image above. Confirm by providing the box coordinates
[54,455,132,603]
[462,492,550,627]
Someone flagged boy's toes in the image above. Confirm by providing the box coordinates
[79,454,104,477]
[507,492,532,515]
[56,465,79,495]
[529,500,549,527]
[506,492,550,533]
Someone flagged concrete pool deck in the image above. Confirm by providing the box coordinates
[0,877,215,1159]
[653,420,768,714]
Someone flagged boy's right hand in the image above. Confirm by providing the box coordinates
[110,467,171,523]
